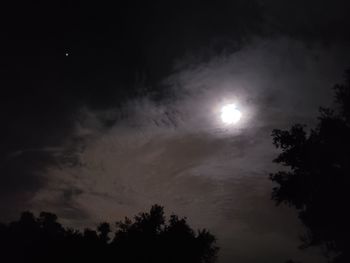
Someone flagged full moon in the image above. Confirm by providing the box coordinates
[220,104,242,124]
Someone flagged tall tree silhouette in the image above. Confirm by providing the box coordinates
[270,70,350,263]
[0,204,218,263]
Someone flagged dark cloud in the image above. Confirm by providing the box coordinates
[20,38,348,262]
[262,0,350,42]
[1,1,350,262]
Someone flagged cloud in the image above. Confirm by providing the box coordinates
[24,38,350,262]
[1,2,350,260]
[1,0,349,222]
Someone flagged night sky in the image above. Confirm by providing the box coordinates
[1,1,350,262]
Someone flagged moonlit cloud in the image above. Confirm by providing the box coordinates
[27,38,350,262]
[1,2,350,262]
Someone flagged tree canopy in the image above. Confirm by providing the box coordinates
[270,70,350,263]
[0,205,218,263]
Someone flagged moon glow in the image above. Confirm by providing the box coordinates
[220,104,242,124]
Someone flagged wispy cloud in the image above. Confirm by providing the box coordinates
[27,38,350,262]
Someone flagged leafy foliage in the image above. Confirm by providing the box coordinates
[0,205,218,263]
[270,70,350,262]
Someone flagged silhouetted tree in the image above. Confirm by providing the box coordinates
[111,204,218,263]
[0,204,219,263]
[270,70,350,263]
[97,222,111,243]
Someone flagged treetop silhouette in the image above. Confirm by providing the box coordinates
[0,204,218,263]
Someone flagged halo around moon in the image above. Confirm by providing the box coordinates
[220,104,242,124]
